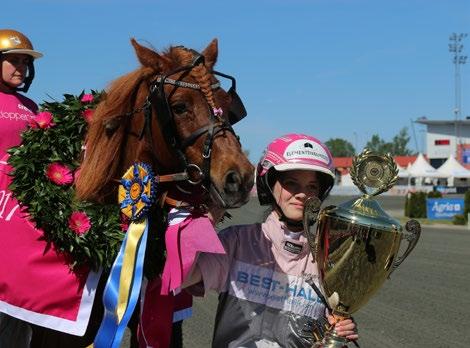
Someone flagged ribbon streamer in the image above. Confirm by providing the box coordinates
[93,220,148,348]
[93,162,156,348]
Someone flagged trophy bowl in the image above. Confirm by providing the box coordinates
[303,149,421,348]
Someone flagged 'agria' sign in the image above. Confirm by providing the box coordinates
[426,198,464,220]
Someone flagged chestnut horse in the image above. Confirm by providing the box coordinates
[77,38,254,207]
[30,39,254,347]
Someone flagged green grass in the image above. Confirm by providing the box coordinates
[398,217,455,225]
[388,212,457,226]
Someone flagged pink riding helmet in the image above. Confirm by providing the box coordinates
[256,133,336,205]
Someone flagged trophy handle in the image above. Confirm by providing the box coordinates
[390,219,421,274]
[303,197,323,255]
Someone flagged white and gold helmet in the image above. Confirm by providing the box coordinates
[0,29,42,58]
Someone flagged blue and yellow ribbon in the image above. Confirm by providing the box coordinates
[92,163,156,348]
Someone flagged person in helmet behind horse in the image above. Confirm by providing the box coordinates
[0,28,43,157]
[184,133,358,347]
[0,28,42,348]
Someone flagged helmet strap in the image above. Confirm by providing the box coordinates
[271,203,304,231]
[15,60,34,93]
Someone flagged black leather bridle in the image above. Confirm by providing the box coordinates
[127,47,247,207]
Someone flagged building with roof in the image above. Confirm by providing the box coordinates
[415,118,470,169]
[333,155,417,174]
[333,155,418,187]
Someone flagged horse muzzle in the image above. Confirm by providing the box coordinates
[216,170,254,208]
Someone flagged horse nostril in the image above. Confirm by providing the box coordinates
[224,171,241,193]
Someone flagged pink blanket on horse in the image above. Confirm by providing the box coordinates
[0,156,100,336]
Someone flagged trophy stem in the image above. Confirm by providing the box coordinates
[312,313,351,348]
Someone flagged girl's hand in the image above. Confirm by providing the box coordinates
[327,315,359,341]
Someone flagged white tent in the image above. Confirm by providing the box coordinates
[397,163,409,178]
[331,172,361,195]
[436,155,470,186]
[340,173,354,186]
[437,155,470,178]
[407,153,448,179]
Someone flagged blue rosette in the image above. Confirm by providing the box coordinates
[118,162,156,221]
[94,162,156,348]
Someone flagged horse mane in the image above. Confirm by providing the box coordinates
[75,67,154,203]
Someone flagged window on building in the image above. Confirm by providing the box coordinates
[434,139,450,145]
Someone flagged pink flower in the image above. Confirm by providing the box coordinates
[30,111,55,129]
[81,94,94,103]
[74,168,81,184]
[46,162,73,185]
[82,109,94,122]
[68,211,91,235]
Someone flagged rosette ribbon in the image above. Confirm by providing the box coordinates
[92,163,156,348]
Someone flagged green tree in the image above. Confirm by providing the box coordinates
[365,127,412,156]
[365,134,387,154]
[464,190,470,223]
[391,127,412,156]
[325,138,355,157]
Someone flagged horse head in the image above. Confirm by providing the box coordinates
[76,39,254,210]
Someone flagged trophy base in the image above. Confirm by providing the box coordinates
[313,329,350,348]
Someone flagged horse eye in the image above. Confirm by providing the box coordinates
[171,102,187,115]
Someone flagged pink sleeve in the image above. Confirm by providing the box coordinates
[195,227,238,294]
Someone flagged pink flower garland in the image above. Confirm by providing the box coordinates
[80,94,94,103]
[30,111,55,129]
[46,163,73,185]
[68,211,91,235]
[81,109,94,122]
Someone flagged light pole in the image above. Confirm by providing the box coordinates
[449,33,467,157]
[353,131,358,154]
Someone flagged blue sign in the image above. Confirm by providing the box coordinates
[434,186,457,194]
[426,198,464,220]
[463,149,470,165]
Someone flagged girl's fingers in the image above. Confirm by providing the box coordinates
[335,319,358,339]
[335,322,355,330]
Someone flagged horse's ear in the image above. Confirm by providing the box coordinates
[131,38,169,71]
[202,38,218,70]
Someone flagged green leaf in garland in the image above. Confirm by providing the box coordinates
[7,91,123,271]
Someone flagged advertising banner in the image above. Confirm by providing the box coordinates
[463,148,470,165]
[426,198,464,220]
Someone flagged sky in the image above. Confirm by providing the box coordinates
[2,0,470,161]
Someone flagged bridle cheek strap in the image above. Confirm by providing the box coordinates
[179,120,238,192]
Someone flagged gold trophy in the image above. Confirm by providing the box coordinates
[303,149,421,348]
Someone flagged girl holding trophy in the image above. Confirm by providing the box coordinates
[185,134,358,347]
